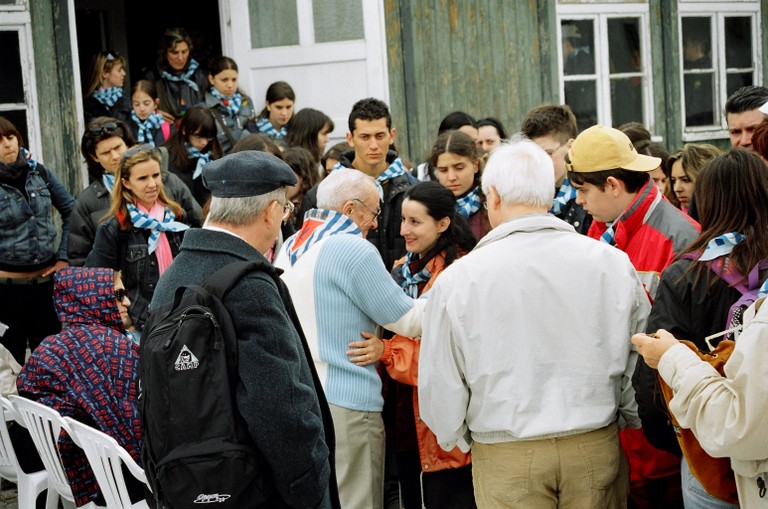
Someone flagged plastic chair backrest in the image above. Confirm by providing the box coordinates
[64,417,148,509]
[8,395,76,506]
[0,396,19,481]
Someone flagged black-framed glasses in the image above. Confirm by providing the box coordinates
[87,121,120,137]
[115,288,127,302]
[354,198,381,220]
[121,143,159,163]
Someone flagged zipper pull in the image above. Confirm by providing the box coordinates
[758,476,766,498]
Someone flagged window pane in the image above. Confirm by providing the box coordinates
[727,73,753,97]
[681,17,712,71]
[611,78,644,127]
[561,20,595,76]
[608,18,641,74]
[248,0,299,49]
[0,31,24,103]
[725,17,752,69]
[564,80,597,132]
[684,73,715,126]
[314,0,364,43]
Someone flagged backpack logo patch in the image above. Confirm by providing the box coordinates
[174,345,200,371]
[194,493,231,504]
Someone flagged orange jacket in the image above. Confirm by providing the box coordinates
[381,252,471,473]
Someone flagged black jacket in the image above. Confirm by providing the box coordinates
[85,215,186,331]
[150,229,341,509]
[557,198,592,235]
[632,257,741,454]
[68,171,201,267]
[83,94,132,125]
[298,150,417,271]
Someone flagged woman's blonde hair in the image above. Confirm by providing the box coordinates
[105,144,183,230]
[86,50,126,96]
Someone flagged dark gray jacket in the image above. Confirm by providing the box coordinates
[68,169,201,267]
[150,229,340,509]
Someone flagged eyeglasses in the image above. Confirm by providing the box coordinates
[278,200,295,221]
[88,121,120,137]
[114,288,127,302]
[354,198,381,221]
[121,143,159,163]
[544,142,567,157]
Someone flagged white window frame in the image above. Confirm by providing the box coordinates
[557,3,654,132]
[679,2,762,142]
[0,5,42,162]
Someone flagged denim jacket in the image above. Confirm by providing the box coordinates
[0,162,74,268]
[84,215,185,331]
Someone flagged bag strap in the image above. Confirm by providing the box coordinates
[211,108,238,148]
[202,260,263,299]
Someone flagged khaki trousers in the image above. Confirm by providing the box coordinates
[329,404,385,509]
[472,422,628,509]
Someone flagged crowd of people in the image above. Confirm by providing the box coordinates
[1,24,768,509]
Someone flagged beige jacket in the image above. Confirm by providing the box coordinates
[659,298,768,507]
[0,344,21,397]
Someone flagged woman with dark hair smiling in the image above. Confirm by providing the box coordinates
[348,181,478,509]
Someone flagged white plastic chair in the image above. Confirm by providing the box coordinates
[9,395,104,509]
[63,417,149,509]
[0,395,56,509]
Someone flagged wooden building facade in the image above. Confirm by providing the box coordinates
[1,0,766,193]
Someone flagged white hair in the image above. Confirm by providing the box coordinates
[317,168,377,211]
[481,136,554,208]
[207,188,286,226]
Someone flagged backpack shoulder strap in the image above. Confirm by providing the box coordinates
[202,260,264,299]
[210,108,238,148]
[158,146,169,175]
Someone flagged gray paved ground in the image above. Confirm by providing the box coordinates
[0,483,17,509]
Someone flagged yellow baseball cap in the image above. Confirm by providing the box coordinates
[565,125,661,173]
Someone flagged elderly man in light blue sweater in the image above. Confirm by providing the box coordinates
[275,168,424,509]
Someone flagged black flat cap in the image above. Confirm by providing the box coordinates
[202,151,298,198]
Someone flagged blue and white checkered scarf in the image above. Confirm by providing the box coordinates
[21,148,37,172]
[185,143,212,179]
[256,117,287,139]
[127,203,189,255]
[698,232,768,298]
[455,186,482,218]
[160,59,201,92]
[210,88,243,117]
[600,222,616,246]
[102,172,115,194]
[92,87,123,108]
[130,111,164,145]
[550,178,578,215]
[283,209,361,266]
[699,232,745,261]
[331,156,406,200]
[400,251,432,298]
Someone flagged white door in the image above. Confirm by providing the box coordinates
[220,0,389,144]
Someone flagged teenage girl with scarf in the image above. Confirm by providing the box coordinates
[0,116,74,365]
[634,149,768,509]
[86,145,190,332]
[429,129,491,241]
[347,182,478,509]
[201,56,258,154]
[83,50,131,124]
[163,105,223,207]
[255,81,295,140]
[128,80,172,147]
[145,27,209,124]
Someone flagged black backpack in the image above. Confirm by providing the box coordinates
[139,261,273,508]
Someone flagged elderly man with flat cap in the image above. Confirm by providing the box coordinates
[151,150,341,509]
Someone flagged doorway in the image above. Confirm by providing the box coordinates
[74,0,221,100]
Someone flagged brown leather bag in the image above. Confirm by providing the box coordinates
[657,339,739,504]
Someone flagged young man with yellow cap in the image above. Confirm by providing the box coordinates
[566,124,700,509]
